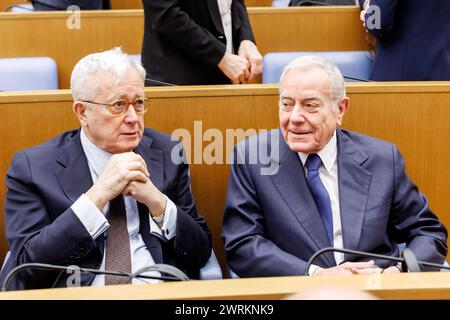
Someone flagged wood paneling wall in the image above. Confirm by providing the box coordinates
[0,7,367,88]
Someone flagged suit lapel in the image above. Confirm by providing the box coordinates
[206,0,225,35]
[336,129,372,254]
[54,130,103,285]
[55,130,93,203]
[271,130,335,266]
[134,134,164,192]
[134,134,164,263]
[138,202,163,263]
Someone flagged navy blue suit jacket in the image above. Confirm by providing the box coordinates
[1,129,211,290]
[222,129,447,277]
[360,0,450,80]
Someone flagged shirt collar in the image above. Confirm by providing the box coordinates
[298,131,337,173]
[80,128,112,178]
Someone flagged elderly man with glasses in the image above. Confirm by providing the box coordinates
[0,48,211,290]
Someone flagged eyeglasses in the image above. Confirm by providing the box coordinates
[81,97,149,116]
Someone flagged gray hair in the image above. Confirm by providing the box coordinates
[279,55,346,106]
[70,47,146,101]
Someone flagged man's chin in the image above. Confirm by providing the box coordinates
[287,141,317,154]
[117,138,141,153]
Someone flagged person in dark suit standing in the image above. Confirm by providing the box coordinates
[141,0,263,85]
[0,47,211,290]
[359,0,450,81]
[222,56,447,277]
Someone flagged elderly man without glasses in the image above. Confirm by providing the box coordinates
[222,56,447,277]
[0,48,211,290]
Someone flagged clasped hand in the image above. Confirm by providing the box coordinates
[218,40,263,84]
[313,260,400,276]
[85,152,166,215]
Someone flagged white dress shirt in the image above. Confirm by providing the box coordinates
[70,129,178,285]
[217,0,233,54]
[297,132,345,275]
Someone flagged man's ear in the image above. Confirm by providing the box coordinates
[336,97,349,126]
[73,101,88,127]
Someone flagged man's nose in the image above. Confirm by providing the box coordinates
[124,104,139,122]
[289,105,307,123]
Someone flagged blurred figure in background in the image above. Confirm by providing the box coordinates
[141,0,263,85]
[359,0,450,81]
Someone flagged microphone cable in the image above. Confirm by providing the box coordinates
[1,262,187,292]
[305,247,450,275]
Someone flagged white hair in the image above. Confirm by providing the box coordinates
[70,47,146,101]
[279,55,346,106]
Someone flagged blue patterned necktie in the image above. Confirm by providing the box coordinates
[105,195,132,285]
[305,154,334,246]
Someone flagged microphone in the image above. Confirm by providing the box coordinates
[304,247,450,275]
[1,262,189,292]
[145,78,177,87]
[343,75,372,82]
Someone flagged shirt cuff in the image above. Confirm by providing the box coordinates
[71,193,109,239]
[308,264,320,276]
[149,195,177,240]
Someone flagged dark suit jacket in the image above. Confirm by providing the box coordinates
[359,0,450,80]
[222,129,447,277]
[141,0,256,85]
[0,129,211,290]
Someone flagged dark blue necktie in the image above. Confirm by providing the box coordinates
[305,154,334,246]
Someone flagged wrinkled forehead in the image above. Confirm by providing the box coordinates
[279,88,328,101]
[279,67,332,99]
[93,69,145,101]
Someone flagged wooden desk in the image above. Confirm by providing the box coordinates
[1,82,449,272]
[0,7,366,88]
[0,273,449,300]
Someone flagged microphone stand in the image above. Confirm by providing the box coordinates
[2,262,188,292]
[145,78,177,86]
[343,75,372,82]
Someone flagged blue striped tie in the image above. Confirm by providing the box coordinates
[305,154,334,246]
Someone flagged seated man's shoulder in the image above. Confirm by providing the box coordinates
[341,129,399,165]
[142,127,180,150]
[14,130,79,158]
[342,129,394,152]
[235,128,279,151]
